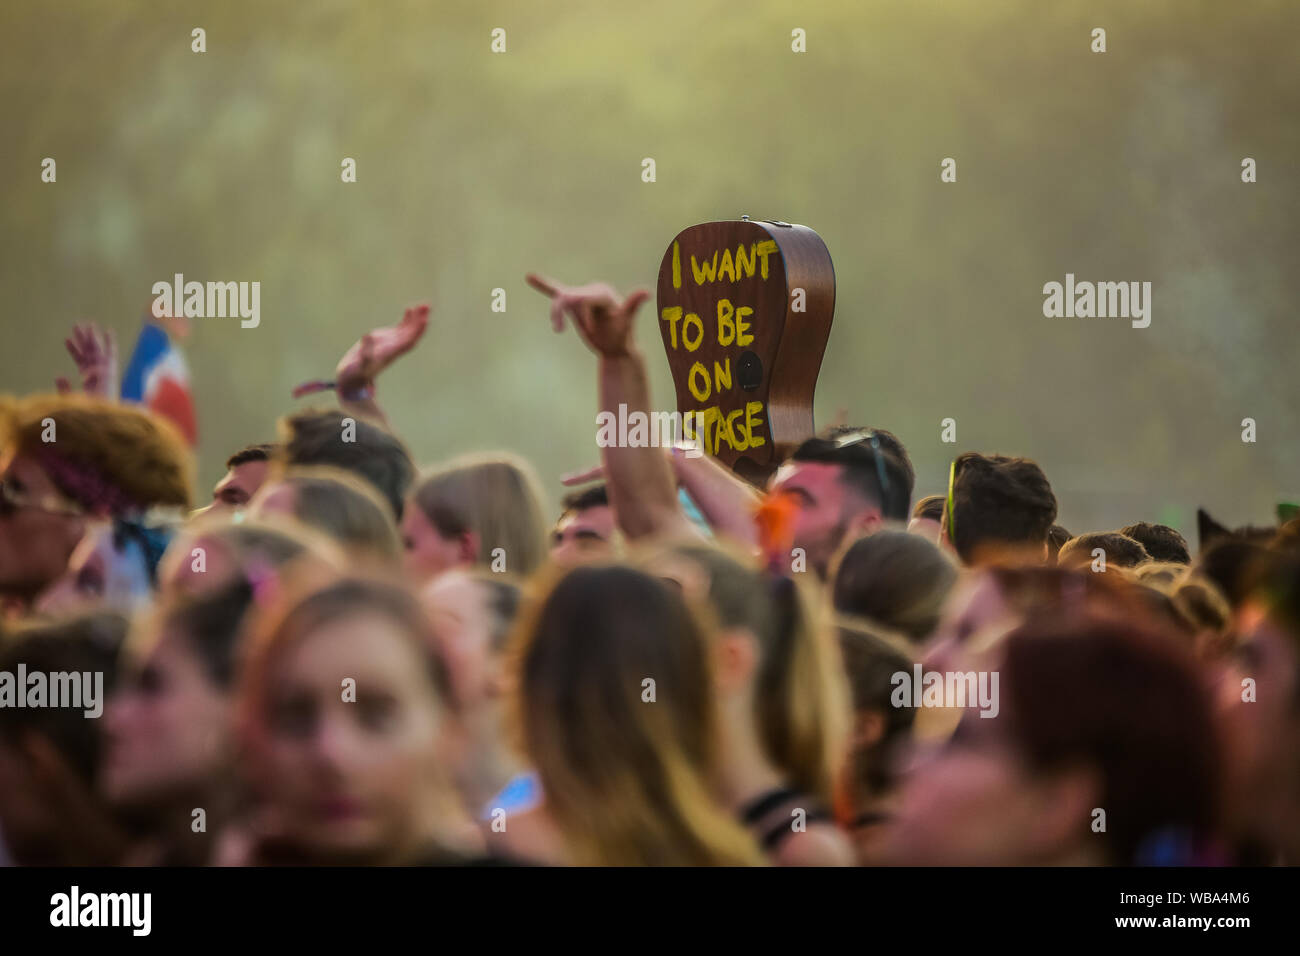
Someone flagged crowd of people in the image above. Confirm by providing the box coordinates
[0,279,1297,866]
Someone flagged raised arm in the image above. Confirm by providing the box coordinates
[668,447,761,547]
[293,304,430,429]
[527,273,695,542]
[56,322,118,398]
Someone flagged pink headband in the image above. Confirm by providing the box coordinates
[35,446,142,517]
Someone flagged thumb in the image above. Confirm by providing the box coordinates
[622,289,651,317]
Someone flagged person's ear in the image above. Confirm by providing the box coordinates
[848,508,884,540]
[715,629,760,693]
[853,709,886,749]
[458,531,480,565]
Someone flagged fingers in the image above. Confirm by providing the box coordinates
[292,380,333,399]
[399,304,431,345]
[403,303,430,328]
[55,377,71,394]
[528,275,580,333]
[528,275,637,337]
[574,302,598,346]
[550,293,570,333]
[292,379,335,398]
[525,273,560,298]
[561,464,605,485]
[622,288,651,317]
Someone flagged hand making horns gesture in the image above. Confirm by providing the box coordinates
[525,274,650,358]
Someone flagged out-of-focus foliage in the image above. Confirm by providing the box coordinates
[2,0,1296,535]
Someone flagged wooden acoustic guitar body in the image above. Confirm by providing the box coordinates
[656,219,835,485]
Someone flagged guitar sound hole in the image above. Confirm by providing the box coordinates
[738,351,762,390]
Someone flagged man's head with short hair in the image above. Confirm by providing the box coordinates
[1120,522,1190,565]
[941,453,1057,566]
[908,494,946,543]
[201,443,276,515]
[552,484,616,567]
[277,409,414,520]
[771,426,915,577]
[913,495,944,523]
[1057,532,1150,571]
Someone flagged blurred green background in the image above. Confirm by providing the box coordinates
[2,0,1297,537]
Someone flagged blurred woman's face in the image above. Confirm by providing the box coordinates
[158,533,238,597]
[423,572,497,711]
[400,503,463,584]
[885,713,1068,865]
[252,611,444,862]
[103,627,232,808]
[922,571,1014,674]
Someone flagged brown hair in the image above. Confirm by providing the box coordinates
[646,542,849,806]
[508,562,764,866]
[0,612,127,784]
[912,494,944,523]
[836,620,915,799]
[412,453,549,578]
[1121,522,1190,565]
[1058,532,1150,570]
[943,452,1056,565]
[277,408,414,519]
[999,613,1222,864]
[831,529,958,642]
[263,466,402,563]
[0,393,192,512]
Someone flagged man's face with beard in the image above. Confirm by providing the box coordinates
[768,460,881,577]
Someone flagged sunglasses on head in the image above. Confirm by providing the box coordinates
[831,429,891,507]
[0,476,85,518]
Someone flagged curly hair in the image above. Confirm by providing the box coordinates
[0,393,193,513]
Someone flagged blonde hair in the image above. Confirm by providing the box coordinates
[264,466,401,563]
[646,542,850,806]
[411,453,548,577]
[508,562,764,866]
